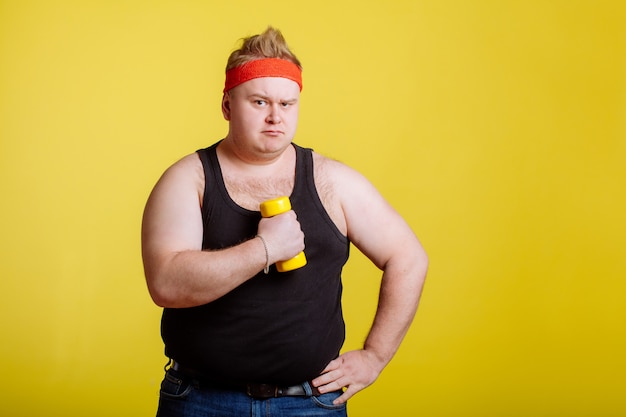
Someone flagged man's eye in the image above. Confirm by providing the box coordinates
[255,100,267,106]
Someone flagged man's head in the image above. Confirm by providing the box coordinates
[221,27,302,160]
[223,27,302,93]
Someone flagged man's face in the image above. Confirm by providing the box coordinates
[222,77,300,159]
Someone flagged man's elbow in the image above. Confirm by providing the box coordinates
[143,251,185,308]
[417,249,429,279]
[144,261,183,308]
[145,273,174,308]
[401,244,429,289]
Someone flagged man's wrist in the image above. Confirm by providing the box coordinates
[255,235,270,274]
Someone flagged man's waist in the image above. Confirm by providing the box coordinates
[171,361,321,399]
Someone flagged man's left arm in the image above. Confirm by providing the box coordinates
[312,162,428,404]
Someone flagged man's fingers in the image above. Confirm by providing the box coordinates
[332,384,359,405]
[313,357,343,387]
[312,368,341,388]
[319,380,344,394]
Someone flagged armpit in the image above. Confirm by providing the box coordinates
[312,153,347,235]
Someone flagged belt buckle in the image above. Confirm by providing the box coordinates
[246,383,280,398]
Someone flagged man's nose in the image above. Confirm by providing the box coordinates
[266,105,282,124]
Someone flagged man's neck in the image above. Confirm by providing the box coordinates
[215,139,297,209]
[217,138,294,174]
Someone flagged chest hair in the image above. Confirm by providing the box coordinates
[218,156,345,234]
[222,174,295,211]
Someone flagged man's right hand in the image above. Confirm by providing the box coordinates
[257,210,305,265]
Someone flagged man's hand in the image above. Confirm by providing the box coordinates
[257,210,305,264]
[311,349,385,405]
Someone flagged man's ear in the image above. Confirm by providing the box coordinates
[221,92,231,121]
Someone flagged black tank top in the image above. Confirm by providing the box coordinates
[160,142,350,385]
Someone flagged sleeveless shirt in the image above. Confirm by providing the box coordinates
[160,142,350,385]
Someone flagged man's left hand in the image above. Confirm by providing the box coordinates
[311,349,384,405]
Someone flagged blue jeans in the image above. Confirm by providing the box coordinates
[156,368,348,417]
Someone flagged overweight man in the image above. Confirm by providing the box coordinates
[142,26,428,417]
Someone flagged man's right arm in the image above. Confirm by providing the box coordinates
[141,154,303,308]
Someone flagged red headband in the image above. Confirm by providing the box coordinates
[224,58,302,92]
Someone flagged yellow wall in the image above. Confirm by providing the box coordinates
[1,1,624,416]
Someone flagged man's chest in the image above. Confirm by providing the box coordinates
[219,173,346,235]
[222,174,294,211]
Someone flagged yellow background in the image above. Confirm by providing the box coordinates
[1,1,624,416]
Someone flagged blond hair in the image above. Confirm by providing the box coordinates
[226,27,302,71]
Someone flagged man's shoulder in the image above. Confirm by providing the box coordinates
[168,152,203,172]
[311,151,359,180]
[311,150,346,169]
[156,152,204,191]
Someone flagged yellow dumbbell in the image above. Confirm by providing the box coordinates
[259,196,307,272]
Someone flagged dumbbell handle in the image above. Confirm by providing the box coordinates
[259,196,307,272]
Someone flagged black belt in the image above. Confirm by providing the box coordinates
[171,361,321,399]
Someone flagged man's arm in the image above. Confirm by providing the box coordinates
[312,161,428,404]
[141,153,305,308]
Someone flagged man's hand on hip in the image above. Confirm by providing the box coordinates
[311,349,384,405]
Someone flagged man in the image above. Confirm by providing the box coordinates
[142,27,428,417]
